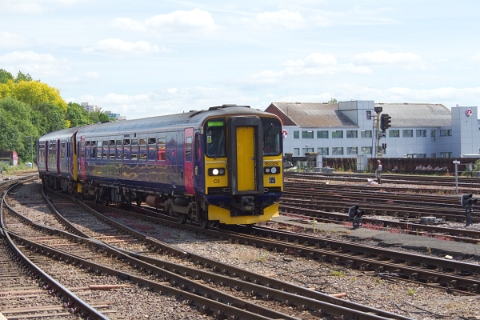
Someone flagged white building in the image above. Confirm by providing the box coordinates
[266,101,480,159]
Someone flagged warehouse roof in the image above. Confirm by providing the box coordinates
[376,102,451,127]
[267,102,452,128]
[267,102,357,127]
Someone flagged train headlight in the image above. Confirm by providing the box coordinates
[208,168,226,176]
[264,166,281,174]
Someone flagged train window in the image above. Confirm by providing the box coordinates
[91,141,96,146]
[102,141,108,146]
[205,119,226,157]
[148,144,156,161]
[140,153,147,160]
[116,140,122,145]
[116,144,122,159]
[261,118,282,156]
[157,137,166,161]
[86,141,91,146]
[109,140,115,145]
[131,139,138,146]
[61,143,66,158]
[185,136,192,162]
[139,138,146,145]
[123,139,130,145]
[195,133,201,161]
[96,146,102,158]
[123,146,130,159]
[148,138,156,145]
[131,153,138,160]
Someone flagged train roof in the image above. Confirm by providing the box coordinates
[38,126,88,142]
[37,105,280,141]
[75,105,278,136]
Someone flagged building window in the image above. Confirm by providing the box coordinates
[294,131,299,139]
[389,130,400,138]
[317,147,329,155]
[332,147,344,155]
[402,130,413,137]
[416,129,427,137]
[416,154,427,158]
[293,148,300,156]
[332,130,343,138]
[431,130,436,142]
[366,111,371,120]
[361,130,372,138]
[302,130,314,139]
[317,130,328,139]
[361,147,372,154]
[346,130,358,138]
[347,147,358,155]
[302,147,314,155]
[440,152,452,158]
[440,129,452,136]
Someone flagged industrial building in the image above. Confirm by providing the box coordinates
[266,101,480,161]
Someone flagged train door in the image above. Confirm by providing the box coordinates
[184,128,194,194]
[227,116,263,195]
[45,141,49,172]
[79,136,86,180]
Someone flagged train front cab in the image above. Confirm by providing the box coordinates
[204,114,283,225]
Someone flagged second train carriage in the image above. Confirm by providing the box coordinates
[38,104,283,228]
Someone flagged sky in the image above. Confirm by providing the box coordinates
[1,0,479,120]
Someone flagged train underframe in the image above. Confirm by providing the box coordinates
[41,175,278,229]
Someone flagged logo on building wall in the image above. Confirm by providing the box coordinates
[465,109,473,117]
[282,130,288,138]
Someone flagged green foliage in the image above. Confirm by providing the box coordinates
[66,102,94,127]
[0,69,112,163]
[0,69,14,84]
[89,110,111,123]
[15,71,32,83]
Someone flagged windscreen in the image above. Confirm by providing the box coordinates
[262,118,282,156]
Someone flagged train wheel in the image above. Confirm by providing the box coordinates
[199,219,209,229]
[177,213,186,224]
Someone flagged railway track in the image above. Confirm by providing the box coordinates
[81,192,480,296]
[3,181,408,319]
[1,178,108,320]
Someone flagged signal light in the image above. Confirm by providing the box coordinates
[380,114,392,131]
[461,194,477,207]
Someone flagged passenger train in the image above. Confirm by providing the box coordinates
[37,104,283,228]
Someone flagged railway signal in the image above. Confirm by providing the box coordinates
[461,193,477,226]
[348,205,364,228]
[380,114,392,131]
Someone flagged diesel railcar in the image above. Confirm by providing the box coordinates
[38,104,283,228]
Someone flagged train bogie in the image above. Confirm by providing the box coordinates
[37,105,283,227]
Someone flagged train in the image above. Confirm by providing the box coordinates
[37,104,283,228]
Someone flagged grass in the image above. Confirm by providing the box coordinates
[1,163,37,176]
[330,270,346,277]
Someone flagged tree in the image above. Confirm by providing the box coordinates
[15,71,32,83]
[13,81,67,112]
[328,98,338,103]
[0,69,14,84]
[32,101,67,135]
[0,98,38,161]
[89,110,111,123]
[66,102,93,127]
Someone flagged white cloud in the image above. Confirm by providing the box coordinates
[0,32,28,48]
[354,50,423,67]
[472,53,480,60]
[83,39,168,56]
[86,71,99,78]
[0,0,84,14]
[250,53,371,84]
[0,51,68,76]
[253,10,306,29]
[112,8,218,35]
